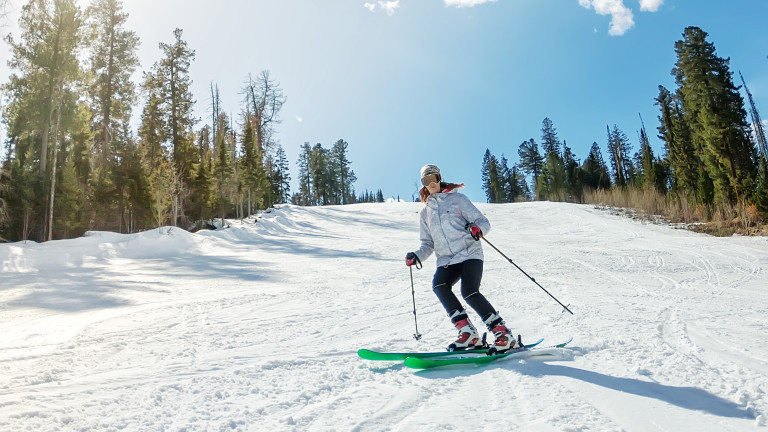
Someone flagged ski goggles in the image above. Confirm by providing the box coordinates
[421,174,440,187]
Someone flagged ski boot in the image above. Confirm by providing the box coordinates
[483,312,521,355]
[447,310,483,351]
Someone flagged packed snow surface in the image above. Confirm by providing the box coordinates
[1,201,768,431]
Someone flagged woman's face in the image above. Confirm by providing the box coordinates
[422,174,441,195]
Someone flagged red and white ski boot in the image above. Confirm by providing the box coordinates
[447,311,483,351]
[489,324,521,354]
[484,312,521,354]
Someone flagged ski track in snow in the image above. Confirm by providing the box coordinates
[1,201,767,431]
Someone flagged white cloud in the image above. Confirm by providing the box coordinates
[579,0,634,36]
[444,0,498,7]
[638,0,663,12]
[380,1,400,15]
[364,1,400,15]
[580,0,663,35]
[363,0,660,33]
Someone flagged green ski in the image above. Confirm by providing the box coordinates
[403,337,572,370]
[358,338,544,362]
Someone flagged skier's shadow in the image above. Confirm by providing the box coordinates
[416,359,753,420]
[519,362,752,419]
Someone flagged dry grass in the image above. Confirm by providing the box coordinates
[581,186,767,237]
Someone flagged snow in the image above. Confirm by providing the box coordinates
[1,201,768,431]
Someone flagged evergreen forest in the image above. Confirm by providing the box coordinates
[481,27,768,234]
[0,0,361,242]
[1,1,766,242]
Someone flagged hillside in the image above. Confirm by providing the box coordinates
[1,201,767,431]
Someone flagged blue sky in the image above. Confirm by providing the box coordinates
[2,0,767,202]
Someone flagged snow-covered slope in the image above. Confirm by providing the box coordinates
[1,202,767,431]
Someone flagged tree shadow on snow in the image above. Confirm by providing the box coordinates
[2,253,277,312]
[249,236,380,260]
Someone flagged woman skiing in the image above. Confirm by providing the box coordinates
[405,164,519,353]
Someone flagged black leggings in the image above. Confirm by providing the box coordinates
[432,259,496,324]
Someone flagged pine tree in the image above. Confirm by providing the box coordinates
[656,85,699,198]
[212,113,234,223]
[188,125,213,224]
[296,143,312,206]
[539,152,568,201]
[85,0,139,163]
[673,26,757,206]
[539,119,568,201]
[5,0,82,177]
[0,167,9,240]
[240,113,269,213]
[137,71,174,229]
[310,143,330,205]
[152,28,197,224]
[56,151,84,238]
[581,142,612,190]
[755,158,768,217]
[606,125,633,188]
[498,155,513,202]
[289,140,357,206]
[331,139,356,205]
[481,150,504,203]
[0,147,37,240]
[138,74,167,175]
[117,131,152,233]
[3,0,83,240]
[149,159,173,229]
[273,145,291,204]
[509,165,530,202]
[541,118,561,156]
[517,139,544,195]
[562,141,582,201]
[239,71,286,209]
[481,149,494,202]
[637,125,667,192]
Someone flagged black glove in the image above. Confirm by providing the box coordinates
[465,223,482,241]
[405,252,422,268]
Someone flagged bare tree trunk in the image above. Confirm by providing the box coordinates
[173,195,179,227]
[220,202,224,229]
[118,186,125,233]
[23,207,31,242]
[40,13,66,177]
[101,23,116,161]
[47,94,63,242]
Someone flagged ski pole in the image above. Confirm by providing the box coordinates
[409,260,423,340]
[481,237,574,315]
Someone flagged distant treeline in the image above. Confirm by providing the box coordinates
[2,6,766,244]
[482,27,768,227]
[0,0,367,242]
[293,140,358,206]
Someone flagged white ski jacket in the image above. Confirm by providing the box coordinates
[413,188,491,267]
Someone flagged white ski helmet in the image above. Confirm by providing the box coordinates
[420,164,441,179]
